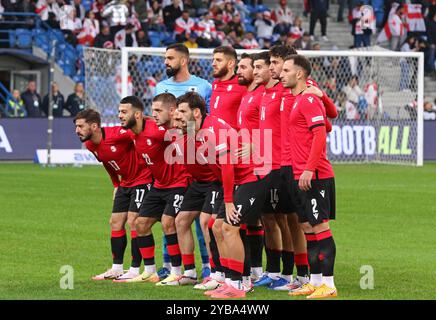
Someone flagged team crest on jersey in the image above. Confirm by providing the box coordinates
[188,86,198,92]
[119,129,126,134]
[158,126,165,131]
[227,85,233,91]
[147,139,152,146]
[307,96,314,103]
[110,146,117,152]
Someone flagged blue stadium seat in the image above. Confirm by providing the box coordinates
[15,29,33,49]
[82,0,93,11]
[8,30,16,47]
[148,31,161,47]
[244,23,256,34]
[76,44,85,57]
[256,5,269,13]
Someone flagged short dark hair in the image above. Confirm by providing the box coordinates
[74,108,101,127]
[120,95,144,111]
[253,51,271,65]
[176,92,207,118]
[240,53,255,67]
[153,93,177,107]
[213,46,237,61]
[166,43,190,58]
[284,54,312,77]
[269,45,297,60]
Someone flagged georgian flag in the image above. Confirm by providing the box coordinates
[404,4,426,32]
[376,3,405,43]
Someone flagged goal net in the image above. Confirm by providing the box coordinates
[83,46,424,166]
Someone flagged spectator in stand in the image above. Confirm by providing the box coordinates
[271,0,293,36]
[65,82,86,116]
[234,0,249,21]
[324,76,338,102]
[352,2,376,48]
[240,31,260,49]
[102,0,130,37]
[196,11,221,47]
[94,22,114,48]
[389,5,407,51]
[225,12,244,37]
[60,5,82,46]
[424,101,436,120]
[78,10,100,46]
[174,9,195,42]
[342,75,367,119]
[254,10,275,45]
[136,29,151,47]
[294,31,313,50]
[183,0,197,17]
[147,0,165,32]
[212,8,225,33]
[426,10,436,75]
[163,0,183,32]
[6,90,26,118]
[222,1,239,24]
[337,0,346,22]
[42,82,65,118]
[184,31,199,48]
[400,35,420,90]
[309,0,329,41]
[114,23,138,49]
[73,0,86,20]
[274,33,288,46]
[335,91,347,119]
[92,0,106,21]
[133,0,148,31]
[262,37,273,49]
[290,15,304,40]
[36,0,62,28]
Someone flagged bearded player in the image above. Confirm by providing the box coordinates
[74,109,153,282]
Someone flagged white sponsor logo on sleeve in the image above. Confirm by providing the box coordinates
[312,116,324,123]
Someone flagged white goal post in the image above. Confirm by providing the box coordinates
[83,46,424,166]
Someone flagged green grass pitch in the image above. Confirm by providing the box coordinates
[0,163,435,300]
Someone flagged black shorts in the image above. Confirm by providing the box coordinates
[217,177,268,226]
[112,183,152,213]
[293,178,336,226]
[139,186,186,219]
[278,166,297,213]
[180,181,222,214]
[262,169,282,214]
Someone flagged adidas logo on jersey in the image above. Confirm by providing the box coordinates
[249,198,256,205]
[320,190,325,198]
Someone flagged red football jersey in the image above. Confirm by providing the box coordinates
[177,133,219,182]
[281,88,294,166]
[289,94,334,180]
[85,126,152,188]
[133,118,189,189]
[237,85,264,132]
[259,82,284,171]
[198,116,260,202]
[210,75,247,129]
